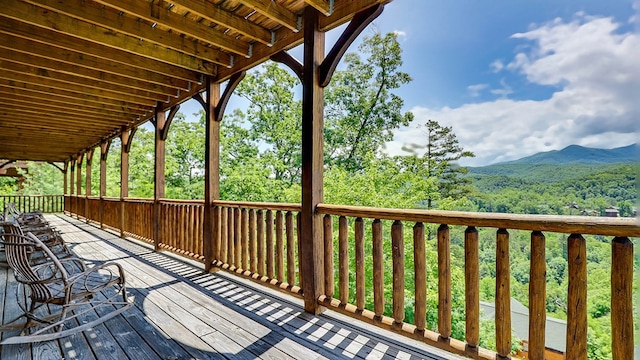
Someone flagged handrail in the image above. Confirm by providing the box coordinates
[318,203,640,237]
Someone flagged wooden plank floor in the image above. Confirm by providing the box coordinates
[1,215,467,360]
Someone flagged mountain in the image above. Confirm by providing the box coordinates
[467,144,638,184]
[498,144,638,165]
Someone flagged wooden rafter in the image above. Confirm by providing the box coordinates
[237,0,299,31]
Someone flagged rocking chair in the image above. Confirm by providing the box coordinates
[1,221,72,267]
[0,232,132,344]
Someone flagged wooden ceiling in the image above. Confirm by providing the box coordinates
[0,0,387,162]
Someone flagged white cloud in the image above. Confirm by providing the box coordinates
[387,14,640,166]
[467,83,488,97]
[393,30,408,41]
[490,60,505,72]
[489,79,513,98]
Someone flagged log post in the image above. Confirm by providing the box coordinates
[85,149,93,223]
[529,231,546,358]
[63,160,68,196]
[203,78,221,271]
[566,234,587,359]
[76,153,83,219]
[120,127,134,238]
[299,6,325,314]
[611,237,633,359]
[154,104,167,251]
[69,157,75,214]
[99,141,110,229]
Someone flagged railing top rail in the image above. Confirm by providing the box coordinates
[124,197,155,204]
[318,204,640,237]
[213,200,301,212]
[159,198,205,205]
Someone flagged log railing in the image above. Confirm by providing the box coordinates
[62,197,638,359]
[211,201,303,296]
[316,204,638,360]
[1,194,64,214]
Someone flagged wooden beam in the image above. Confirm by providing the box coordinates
[4,95,146,119]
[0,72,156,106]
[270,51,303,82]
[169,0,274,45]
[0,18,199,86]
[299,7,325,314]
[0,49,179,97]
[215,72,246,122]
[214,0,387,82]
[304,0,333,16]
[92,0,251,57]
[1,0,220,72]
[238,0,299,31]
[2,103,138,124]
[319,3,383,87]
[0,81,154,112]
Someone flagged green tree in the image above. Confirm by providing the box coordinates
[325,32,413,171]
[403,119,474,208]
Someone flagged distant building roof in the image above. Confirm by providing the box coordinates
[480,298,566,353]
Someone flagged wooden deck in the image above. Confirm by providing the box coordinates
[1,215,466,360]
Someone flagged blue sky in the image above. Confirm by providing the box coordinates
[181,0,639,166]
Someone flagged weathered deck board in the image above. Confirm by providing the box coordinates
[0,215,467,360]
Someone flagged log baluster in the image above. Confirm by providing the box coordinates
[496,228,511,357]
[391,220,404,327]
[611,236,634,359]
[266,210,274,278]
[235,208,241,268]
[566,233,587,359]
[529,231,546,358]
[372,219,384,319]
[465,226,479,347]
[323,214,334,298]
[338,216,349,304]
[438,224,451,338]
[276,210,284,280]
[286,211,295,285]
[227,207,235,266]
[249,209,256,273]
[355,217,365,311]
[413,222,426,332]
[220,207,228,264]
[257,210,265,276]
[241,208,249,271]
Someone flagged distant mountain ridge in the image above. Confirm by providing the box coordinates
[497,144,638,165]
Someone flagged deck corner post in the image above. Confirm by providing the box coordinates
[300,6,326,314]
[202,77,221,272]
[69,157,75,215]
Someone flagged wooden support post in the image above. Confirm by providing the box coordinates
[120,128,135,238]
[63,160,68,196]
[300,6,325,314]
[99,141,110,229]
[203,78,220,271]
[69,158,75,214]
[76,153,83,219]
[85,149,93,222]
[154,104,167,251]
